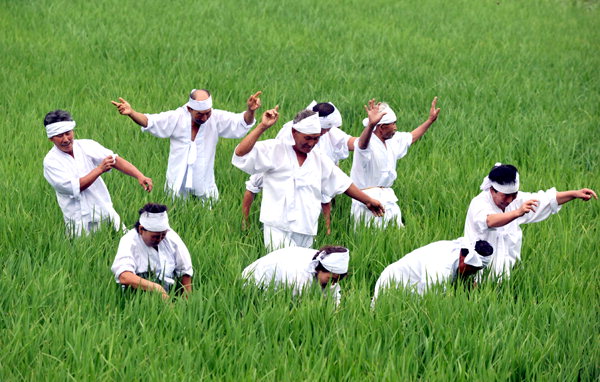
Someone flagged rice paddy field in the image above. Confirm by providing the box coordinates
[1,0,599,380]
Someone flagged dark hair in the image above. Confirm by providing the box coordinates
[44,110,73,126]
[312,246,349,279]
[134,203,168,230]
[474,240,493,257]
[488,164,518,185]
[293,109,316,123]
[312,103,334,117]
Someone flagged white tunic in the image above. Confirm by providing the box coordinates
[350,132,412,225]
[143,105,254,199]
[276,123,352,164]
[373,240,463,299]
[43,139,120,236]
[111,229,193,286]
[232,139,352,236]
[463,188,560,277]
[242,247,341,303]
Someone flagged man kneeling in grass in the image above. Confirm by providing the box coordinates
[242,246,350,306]
[111,203,193,299]
[372,239,494,305]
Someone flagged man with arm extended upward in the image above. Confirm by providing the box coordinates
[112,89,261,201]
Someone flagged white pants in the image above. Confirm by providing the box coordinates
[263,224,314,251]
[351,187,403,228]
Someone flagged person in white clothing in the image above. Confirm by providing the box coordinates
[242,245,350,305]
[351,98,440,227]
[43,110,153,237]
[372,239,494,303]
[464,163,597,278]
[111,203,193,299]
[111,89,261,200]
[232,105,384,250]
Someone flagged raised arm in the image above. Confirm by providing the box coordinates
[556,188,597,205]
[357,99,386,150]
[486,199,539,228]
[410,97,440,144]
[113,157,153,192]
[243,91,262,125]
[111,97,149,127]
[234,106,279,156]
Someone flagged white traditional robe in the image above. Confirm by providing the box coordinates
[111,229,193,287]
[276,123,352,164]
[350,132,412,227]
[463,188,561,277]
[43,139,120,236]
[373,240,465,300]
[242,247,341,303]
[245,173,263,194]
[232,139,352,237]
[143,105,254,199]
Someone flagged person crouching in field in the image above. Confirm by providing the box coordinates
[464,163,597,278]
[372,239,494,305]
[111,203,193,299]
[242,246,350,306]
[232,105,384,250]
[43,110,153,237]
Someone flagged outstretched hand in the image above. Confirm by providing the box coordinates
[574,188,598,201]
[260,105,279,129]
[111,97,133,115]
[364,99,386,127]
[366,198,385,217]
[138,176,153,192]
[247,91,262,112]
[428,96,440,123]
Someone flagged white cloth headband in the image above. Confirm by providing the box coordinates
[139,211,170,232]
[188,89,213,111]
[362,104,397,127]
[46,120,76,138]
[457,238,493,268]
[306,100,343,130]
[292,113,321,134]
[318,249,350,274]
[479,163,520,194]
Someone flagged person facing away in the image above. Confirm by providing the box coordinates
[372,239,494,304]
[350,97,440,228]
[111,89,261,200]
[242,245,350,306]
[232,105,384,250]
[43,109,153,237]
[111,203,193,299]
[463,163,597,278]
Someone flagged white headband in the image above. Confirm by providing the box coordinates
[188,89,213,111]
[479,163,520,193]
[139,211,170,232]
[292,113,321,134]
[306,100,343,130]
[461,240,493,268]
[362,103,397,127]
[46,120,76,138]
[317,249,350,274]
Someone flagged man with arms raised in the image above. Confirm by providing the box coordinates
[233,105,384,250]
[464,163,597,278]
[351,98,440,227]
[112,89,261,200]
[43,109,153,237]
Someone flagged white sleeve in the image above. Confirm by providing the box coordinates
[43,158,80,198]
[232,140,278,175]
[213,109,255,138]
[516,188,561,225]
[169,231,194,278]
[245,173,264,193]
[327,127,351,161]
[111,234,137,283]
[321,156,352,200]
[78,140,115,166]
[143,109,180,138]
[391,132,412,160]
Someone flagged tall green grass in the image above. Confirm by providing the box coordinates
[1,0,598,380]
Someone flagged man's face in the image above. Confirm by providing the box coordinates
[292,130,321,154]
[138,227,168,248]
[49,130,74,155]
[490,188,517,211]
[377,122,397,140]
[316,271,342,289]
[457,253,482,279]
[188,107,212,126]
